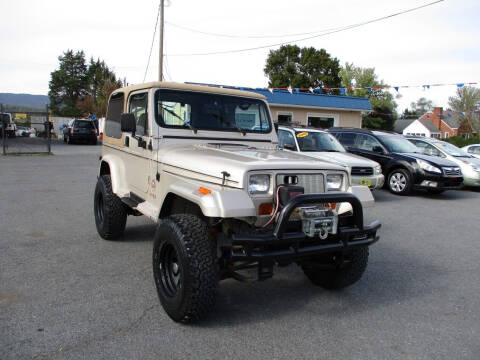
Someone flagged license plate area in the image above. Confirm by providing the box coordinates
[359,178,372,187]
[299,206,338,239]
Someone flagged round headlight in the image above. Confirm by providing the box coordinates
[248,174,270,194]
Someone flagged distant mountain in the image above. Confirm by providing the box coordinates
[0,93,49,109]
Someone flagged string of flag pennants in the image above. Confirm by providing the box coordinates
[371,109,480,119]
[266,82,479,95]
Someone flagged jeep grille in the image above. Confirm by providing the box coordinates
[276,174,325,194]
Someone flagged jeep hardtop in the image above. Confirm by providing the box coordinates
[94,82,380,323]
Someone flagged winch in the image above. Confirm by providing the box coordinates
[299,206,338,239]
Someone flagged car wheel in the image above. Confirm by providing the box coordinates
[387,168,412,195]
[94,175,127,240]
[301,247,369,289]
[153,214,218,323]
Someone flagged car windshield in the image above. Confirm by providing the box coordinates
[377,135,419,153]
[75,120,94,129]
[295,131,345,152]
[433,141,470,157]
[154,90,271,133]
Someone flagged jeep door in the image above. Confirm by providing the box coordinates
[124,91,151,195]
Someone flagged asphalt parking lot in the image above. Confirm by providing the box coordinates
[1,142,480,360]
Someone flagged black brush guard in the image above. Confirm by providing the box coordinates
[228,193,381,261]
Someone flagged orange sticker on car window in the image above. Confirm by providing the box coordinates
[297,132,309,138]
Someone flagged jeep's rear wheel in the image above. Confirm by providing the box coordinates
[94,175,127,240]
[153,214,218,323]
[301,247,369,289]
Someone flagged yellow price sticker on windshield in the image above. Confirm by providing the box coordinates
[297,132,309,138]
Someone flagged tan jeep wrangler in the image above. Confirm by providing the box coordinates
[94,82,380,323]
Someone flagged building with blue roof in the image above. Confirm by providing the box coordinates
[186,83,372,129]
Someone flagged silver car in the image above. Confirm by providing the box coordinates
[461,144,480,160]
[278,126,384,189]
[407,137,480,187]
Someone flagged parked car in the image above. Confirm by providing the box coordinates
[0,113,17,137]
[63,119,97,145]
[278,126,384,189]
[16,126,31,137]
[94,82,381,323]
[461,144,480,159]
[407,137,480,188]
[328,128,463,195]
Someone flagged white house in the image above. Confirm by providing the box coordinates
[394,119,441,138]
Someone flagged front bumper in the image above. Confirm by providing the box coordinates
[352,174,384,189]
[225,193,381,262]
[412,170,463,190]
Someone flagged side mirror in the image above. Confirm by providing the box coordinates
[121,113,136,134]
[372,146,384,154]
[283,143,297,151]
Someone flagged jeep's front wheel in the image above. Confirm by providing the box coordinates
[153,214,218,323]
[301,247,369,289]
[94,175,127,240]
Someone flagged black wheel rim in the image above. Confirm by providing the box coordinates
[95,192,104,224]
[159,243,182,297]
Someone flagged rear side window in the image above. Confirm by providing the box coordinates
[337,132,357,147]
[468,146,480,155]
[129,92,148,136]
[74,120,93,129]
[106,92,124,139]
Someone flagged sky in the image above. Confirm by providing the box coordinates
[0,0,479,112]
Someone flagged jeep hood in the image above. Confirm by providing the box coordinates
[298,151,380,168]
[157,144,347,188]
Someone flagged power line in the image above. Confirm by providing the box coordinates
[143,1,162,82]
[165,21,344,39]
[167,0,444,57]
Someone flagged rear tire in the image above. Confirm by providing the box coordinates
[387,168,412,195]
[94,175,127,240]
[153,214,218,323]
[301,247,369,289]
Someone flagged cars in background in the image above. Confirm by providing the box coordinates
[328,128,463,195]
[0,113,17,137]
[63,119,97,145]
[16,126,31,137]
[461,144,480,159]
[407,137,480,188]
[278,126,384,189]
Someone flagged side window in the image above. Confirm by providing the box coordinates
[338,132,356,147]
[468,146,480,155]
[105,92,124,139]
[353,134,381,151]
[278,130,297,150]
[129,92,148,136]
[158,101,192,127]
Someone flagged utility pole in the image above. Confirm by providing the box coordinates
[158,0,165,82]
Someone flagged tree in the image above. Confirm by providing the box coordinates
[48,50,88,117]
[264,45,341,92]
[340,62,397,130]
[410,97,433,115]
[448,86,480,133]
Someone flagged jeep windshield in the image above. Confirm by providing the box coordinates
[377,135,419,153]
[154,90,271,133]
[296,131,345,152]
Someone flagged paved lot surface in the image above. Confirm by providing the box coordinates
[1,143,480,360]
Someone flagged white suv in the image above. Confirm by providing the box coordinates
[94,82,381,323]
[278,126,384,189]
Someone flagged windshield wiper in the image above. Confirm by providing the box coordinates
[160,105,197,133]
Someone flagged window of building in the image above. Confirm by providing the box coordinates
[277,112,293,124]
[128,92,148,136]
[308,116,334,129]
[105,92,124,139]
[431,133,440,139]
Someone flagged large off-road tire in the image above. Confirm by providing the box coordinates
[387,168,412,195]
[94,175,127,240]
[301,247,369,289]
[153,214,218,323]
